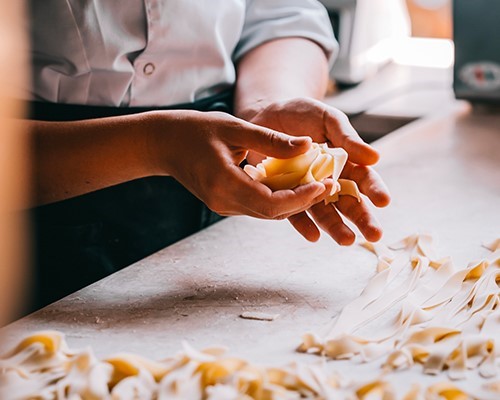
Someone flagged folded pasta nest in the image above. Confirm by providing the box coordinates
[244,142,360,203]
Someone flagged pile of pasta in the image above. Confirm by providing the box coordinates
[299,236,500,385]
[1,236,499,399]
[2,330,499,399]
[243,143,360,203]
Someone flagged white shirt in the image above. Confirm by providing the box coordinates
[29,0,337,107]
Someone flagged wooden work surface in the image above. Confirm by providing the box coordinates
[1,103,499,393]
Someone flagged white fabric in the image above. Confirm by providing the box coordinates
[28,0,337,107]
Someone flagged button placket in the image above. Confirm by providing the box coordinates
[137,1,160,78]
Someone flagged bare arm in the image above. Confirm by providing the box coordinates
[235,38,329,119]
[29,110,333,222]
[30,113,155,205]
[235,38,390,244]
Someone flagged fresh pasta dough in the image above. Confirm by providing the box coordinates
[298,235,500,383]
[244,143,361,203]
[1,236,499,399]
[0,331,397,399]
[4,330,499,399]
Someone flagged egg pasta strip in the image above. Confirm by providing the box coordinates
[298,235,500,382]
[244,142,361,203]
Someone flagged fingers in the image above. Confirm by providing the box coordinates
[198,108,387,245]
[263,181,327,218]
[216,165,328,219]
[241,99,379,166]
[237,120,312,160]
[322,108,380,166]
[341,162,391,207]
[335,196,383,242]
[288,188,384,244]
[276,179,335,220]
[309,202,356,246]
[246,150,265,166]
[307,195,383,244]
[288,212,321,242]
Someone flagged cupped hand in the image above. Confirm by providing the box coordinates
[240,98,391,244]
[147,110,334,220]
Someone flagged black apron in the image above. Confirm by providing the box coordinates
[28,91,233,313]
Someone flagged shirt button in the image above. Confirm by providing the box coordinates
[143,62,155,76]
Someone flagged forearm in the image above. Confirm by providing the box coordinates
[235,38,330,120]
[29,112,163,206]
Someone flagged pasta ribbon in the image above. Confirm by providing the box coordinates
[298,235,500,382]
[2,237,499,398]
[244,143,361,203]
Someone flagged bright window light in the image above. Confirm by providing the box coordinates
[392,37,454,69]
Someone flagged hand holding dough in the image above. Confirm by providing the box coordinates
[244,142,361,204]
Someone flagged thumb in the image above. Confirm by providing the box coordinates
[239,123,312,160]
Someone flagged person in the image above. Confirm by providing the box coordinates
[24,1,391,311]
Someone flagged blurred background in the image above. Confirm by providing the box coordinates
[406,0,452,39]
[0,2,29,327]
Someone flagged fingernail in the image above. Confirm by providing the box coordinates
[290,137,311,146]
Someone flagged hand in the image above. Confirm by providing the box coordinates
[240,98,391,244]
[147,110,334,219]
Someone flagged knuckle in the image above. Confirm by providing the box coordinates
[325,219,345,235]
[351,164,370,182]
[343,199,359,217]
[355,215,370,230]
[266,129,279,146]
[322,108,338,130]
[353,163,369,171]
[209,110,230,120]
[211,112,244,133]
[326,104,349,122]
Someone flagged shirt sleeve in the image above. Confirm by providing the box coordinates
[233,0,338,67]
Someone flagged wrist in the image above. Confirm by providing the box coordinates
[141,110,175,177]
[142,109,203,177]
[235,98,274,122]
